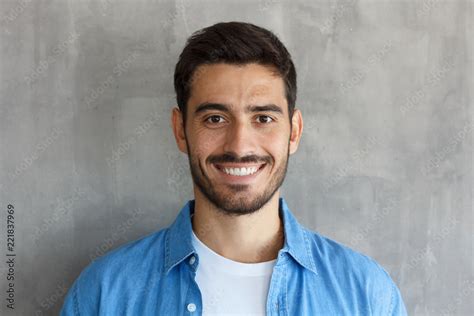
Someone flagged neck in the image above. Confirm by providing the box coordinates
[191,191,284,263]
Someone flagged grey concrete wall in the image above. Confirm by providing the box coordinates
[0,0,472,315]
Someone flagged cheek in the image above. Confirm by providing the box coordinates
[255,133,290,163]
[192,133,221,158]
[255,130,289,148]
[186,125,210,155]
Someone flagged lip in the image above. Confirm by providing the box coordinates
[212,163,267,184]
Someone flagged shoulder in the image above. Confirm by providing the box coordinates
[305,228,391,280]
[60,227,169,315]
[80,227,168,283]
[303,229,407,315]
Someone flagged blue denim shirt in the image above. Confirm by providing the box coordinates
[61,197,408,315]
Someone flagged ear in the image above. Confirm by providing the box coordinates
[289,108,303,155]
[171,107,188,154]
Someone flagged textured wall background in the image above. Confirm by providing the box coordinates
[0,0,472,315]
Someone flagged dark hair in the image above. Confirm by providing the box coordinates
[173,21,297,126]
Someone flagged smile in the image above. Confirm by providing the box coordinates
[212,163,267,180]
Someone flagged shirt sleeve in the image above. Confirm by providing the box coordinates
[388,281,408,316]
[60,263,102,316]
[60,281,80,316]
[366,258,408,316]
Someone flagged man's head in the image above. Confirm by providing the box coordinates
[171,21,303,217]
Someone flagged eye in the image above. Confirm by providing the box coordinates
[256,115,274,124]
[205,115,225,124]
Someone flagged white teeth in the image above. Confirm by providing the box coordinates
[222,166,259,176]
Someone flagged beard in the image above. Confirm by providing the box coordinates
[185,138,290,217]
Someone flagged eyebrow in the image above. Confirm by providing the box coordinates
[194,102,284,115]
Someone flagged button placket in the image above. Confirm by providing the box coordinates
[185,254,200,314]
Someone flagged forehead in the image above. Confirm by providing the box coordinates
[188,63,287,111]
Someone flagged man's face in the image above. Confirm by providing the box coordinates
[172,63,302,216]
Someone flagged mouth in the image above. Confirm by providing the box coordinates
[211,162,267,183]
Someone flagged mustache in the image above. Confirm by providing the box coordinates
[209,153,271,165]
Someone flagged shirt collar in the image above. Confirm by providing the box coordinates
[164,197,318,275]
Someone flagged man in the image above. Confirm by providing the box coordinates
[61,21,407,315]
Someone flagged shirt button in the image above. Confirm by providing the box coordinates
[187,303,196,312]
[189,256,196,265]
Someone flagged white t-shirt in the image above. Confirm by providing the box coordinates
[190,226,277,315]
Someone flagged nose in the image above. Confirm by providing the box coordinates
[222,118,258,158]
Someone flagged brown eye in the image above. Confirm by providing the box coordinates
[257,115,274,124]
[205,115,224,124]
